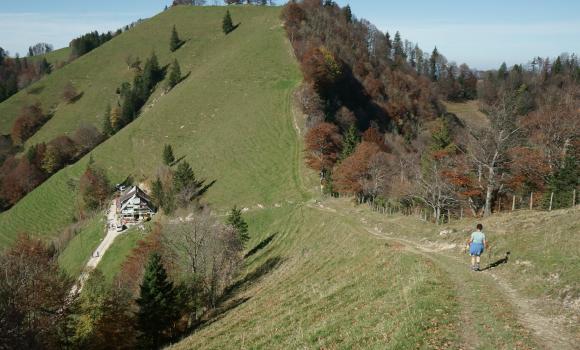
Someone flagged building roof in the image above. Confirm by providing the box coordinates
[119,185,153,207]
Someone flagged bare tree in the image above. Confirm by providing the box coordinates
[466,94,520,216]
[411,155,458,224]
[163,210,243,310]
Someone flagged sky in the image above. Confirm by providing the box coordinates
[0,1,579,69]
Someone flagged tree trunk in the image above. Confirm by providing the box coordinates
[484,164,495,217]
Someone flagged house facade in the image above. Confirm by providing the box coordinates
[116,186,156,223]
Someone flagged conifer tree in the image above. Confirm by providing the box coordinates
[393,31,404,60]
[167,59,182,89]
[343,5,353,23]
[163,144,175,166]
[169,25,182,52]
[429,47,439,82]
[552,56,563,75]
[226,206,249,246]
[39,58,51,75]
[341,124,359,159]
[173,161,196,193]
[497,62,508,80]
[151,177,164,210]
[136,253,177,349]
[143,51,162,91]
[222,10,234,34]
[546,156,579,209]
[102,104,113,136]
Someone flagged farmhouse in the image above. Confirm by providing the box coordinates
[117,185,156,223]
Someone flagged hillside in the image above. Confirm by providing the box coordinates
[0,6,307,245]
[0,5,578,350]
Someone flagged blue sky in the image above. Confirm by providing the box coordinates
[0,1,578,69]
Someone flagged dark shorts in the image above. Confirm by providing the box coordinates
[470,242,484,256]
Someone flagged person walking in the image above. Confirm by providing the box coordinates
[468,223,487,271]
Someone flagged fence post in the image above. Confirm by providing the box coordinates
[498,198,502,213]
[549,192,554,211]
[530,192,534,210]
[512,195,516,211]
[460,206,463,219]
[573,189,576,207]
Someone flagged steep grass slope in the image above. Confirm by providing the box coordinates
[172,205,462,349]
[0,6,306,246]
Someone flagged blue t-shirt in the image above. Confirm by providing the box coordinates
[471,231,486,244]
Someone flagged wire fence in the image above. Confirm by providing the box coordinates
[360,189,579,224]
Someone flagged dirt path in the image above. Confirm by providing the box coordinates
[363,217,576,350]
[71,200,119,294]
[309,202,576,349]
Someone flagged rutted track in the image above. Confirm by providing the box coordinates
[309,202,577,350]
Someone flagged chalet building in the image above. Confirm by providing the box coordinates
[117,186,156,223]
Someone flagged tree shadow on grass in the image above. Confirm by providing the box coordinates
[68,91,84,103]
[244,233,277,259]
[177,71,191,85]
[224,256,284,298]
[482,251,510,271]
[192,256,284,332]
[27,85,44,95]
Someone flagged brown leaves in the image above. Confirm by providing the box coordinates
[305,122,342,172]
[11,103,46,144]
[301,46,343,97]
[333,141,381,194]
[0,234,73,348]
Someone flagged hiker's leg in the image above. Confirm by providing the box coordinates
[475,256,481,270]
[471,256,476,269]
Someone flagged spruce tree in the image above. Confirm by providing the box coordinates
[39,58,52,75]
[393,31,404,60]
[163,144,175,166]
[173,161,196,193]
[143,52,162,91]
[552,56,563,75]
[151,177,164,210]
[546,156,579,209]
[167,59,182,89]
[222,10,234,34]
[226,206,249,246]
[169,25,182,52]
[341,124,359,159]
[498,62,508,80]
[136,253,177,349]
[343,5,353,23]
[429,47,439,82]
[102,104,113,136]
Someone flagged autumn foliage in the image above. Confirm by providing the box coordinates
[304,122,342,173]
[0,234,73,348]
[11,103,47,144]
[333,142,381,194]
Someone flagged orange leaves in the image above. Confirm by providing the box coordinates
[301,46,342,96]
[305,122,342,172]
[333,141,381,194]
[11,103,46,145]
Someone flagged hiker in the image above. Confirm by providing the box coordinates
[468,223,487,271]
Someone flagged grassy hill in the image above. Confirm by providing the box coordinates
[0,6,577,349]
[0,5,307,246]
